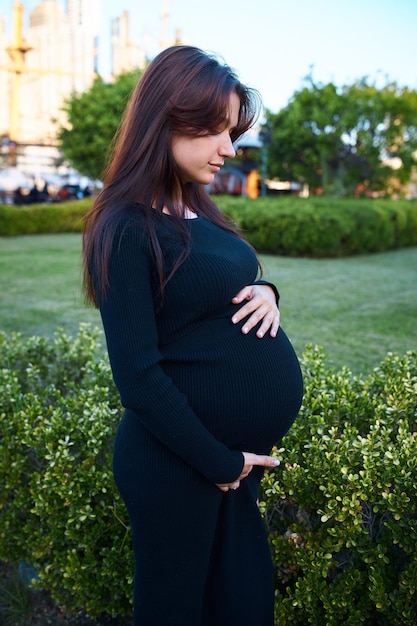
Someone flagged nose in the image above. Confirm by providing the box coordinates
[219,133,236,159]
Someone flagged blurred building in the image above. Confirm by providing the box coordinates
[0,16,10,174]
[0,14,8,134]
[0,0,100,176]
[111,11,145,77]
[21,0,97,144]
[0,0,147,179]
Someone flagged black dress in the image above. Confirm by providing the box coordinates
[96,208,303,626]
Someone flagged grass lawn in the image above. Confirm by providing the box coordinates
[0,233,416,375]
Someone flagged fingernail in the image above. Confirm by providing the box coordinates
[257,331,263,338]
[232,316,237,324]
[242,326,248,334]
[272,459,280,466]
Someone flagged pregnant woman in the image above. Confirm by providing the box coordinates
[82,46,303,626]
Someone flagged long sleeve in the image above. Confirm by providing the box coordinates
[96,221,244,485]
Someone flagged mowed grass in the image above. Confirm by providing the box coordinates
[0,233,416,375]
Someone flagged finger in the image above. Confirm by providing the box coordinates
[255,311,278,338]
[243,452,280,468]
[256,310,280,338]
[231,299,259,325]
[238,466,252,480]
[216,482,241,492]
[232,298,267,328]
[255,455,280,467]
[231,286,253,304]
[241,305,271,335]
[269,310,280,337]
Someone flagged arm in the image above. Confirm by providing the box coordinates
[96,222,245,485]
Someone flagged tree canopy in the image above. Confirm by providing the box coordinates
[57,70,142,181]
[265,76,417,196]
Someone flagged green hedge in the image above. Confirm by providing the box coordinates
[219,196,417,256]
[0,200,90,236]
[1,197,417,256]
[0,326,416,623]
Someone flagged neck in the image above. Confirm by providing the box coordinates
[162,206,198,219]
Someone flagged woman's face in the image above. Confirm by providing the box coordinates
[171,92,240,185]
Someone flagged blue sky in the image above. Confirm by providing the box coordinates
[2,0,417,112]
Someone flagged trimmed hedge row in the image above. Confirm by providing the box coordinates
[220,196,417,256]
[0,200,90,236]
[1,196,416,256]
[0,325,416,623]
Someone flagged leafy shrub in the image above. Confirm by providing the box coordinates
[0,325,132,619]
[260,346,417,625]
[0,326,416,623]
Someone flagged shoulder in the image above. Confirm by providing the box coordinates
[104,206,154,281]
[110,203,151,248]
[113,202,148,229]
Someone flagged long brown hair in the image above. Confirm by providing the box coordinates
[82,45,262,306]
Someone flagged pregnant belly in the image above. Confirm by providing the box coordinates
[161,323,303,453]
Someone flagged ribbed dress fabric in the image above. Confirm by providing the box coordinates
[95,207,304,626]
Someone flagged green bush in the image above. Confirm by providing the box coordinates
[0,326,416,623]
[1,197,417,257]
[0,325,132,619]
[260,346,417,625]
[218,196,417,256]
[0,200,90,236]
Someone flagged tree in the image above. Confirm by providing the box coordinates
[265,76,417,196]
[57,70,142,181]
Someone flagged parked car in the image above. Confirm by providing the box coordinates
[55,184,91,201]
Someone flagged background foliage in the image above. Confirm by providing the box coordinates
[264,77,417,196]
[57,71,142,181]
[56,70,417,197]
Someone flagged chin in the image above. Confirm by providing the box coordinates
[200,174,215,185]
[185,171,215,185]
[189,178,213,186]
